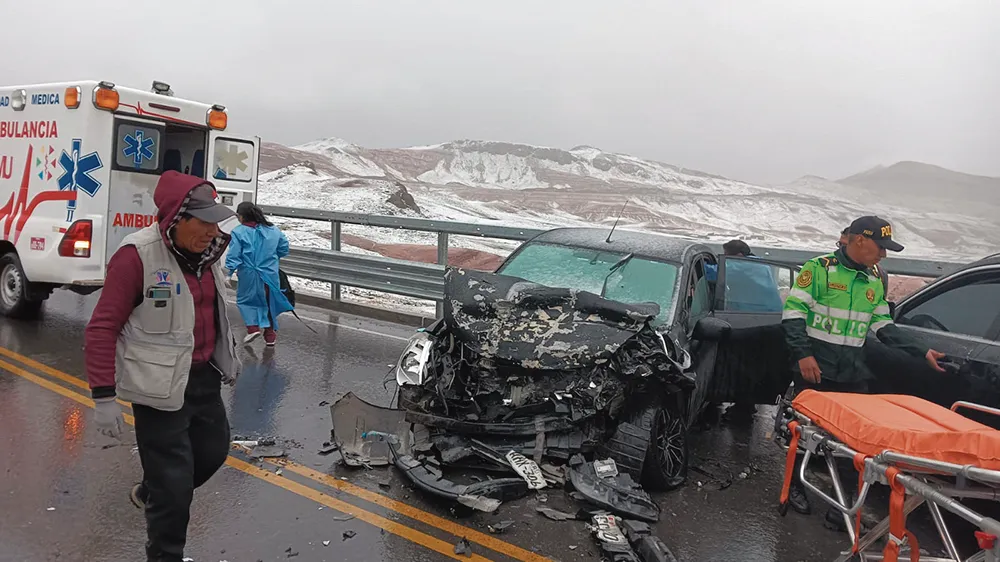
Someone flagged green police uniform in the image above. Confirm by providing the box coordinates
[782,248,927,383]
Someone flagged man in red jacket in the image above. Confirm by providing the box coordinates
[85,171,241,562]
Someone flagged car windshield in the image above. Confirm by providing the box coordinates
[497,242,680,325]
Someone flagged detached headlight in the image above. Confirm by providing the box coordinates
[395,332,432,387]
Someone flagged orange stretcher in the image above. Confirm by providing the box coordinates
[774,390,1000,562]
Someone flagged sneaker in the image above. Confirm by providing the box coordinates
[129,482,148,509]
[243,331,262,345]
[263,328,276,347]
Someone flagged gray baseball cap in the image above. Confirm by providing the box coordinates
[185,183,236,223]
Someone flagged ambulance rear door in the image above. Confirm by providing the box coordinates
[206,132,259,216]
[106,116,168,256]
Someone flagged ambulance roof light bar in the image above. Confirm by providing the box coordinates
[93,81,119,111]
[151,81,174,96]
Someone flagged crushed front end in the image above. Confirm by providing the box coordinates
[394,268,694,487]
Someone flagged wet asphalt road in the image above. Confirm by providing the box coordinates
[0,290,853,562]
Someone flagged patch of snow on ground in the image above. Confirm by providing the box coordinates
[293,139,387,177]
[417,152,545,190]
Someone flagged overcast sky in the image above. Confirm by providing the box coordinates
[3,0,997,184]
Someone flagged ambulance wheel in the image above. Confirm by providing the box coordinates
[0,253,43,319]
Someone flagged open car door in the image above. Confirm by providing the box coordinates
[206,132,260,214]
[705,256,800,404]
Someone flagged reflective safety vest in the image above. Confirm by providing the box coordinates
[781,250,925,382]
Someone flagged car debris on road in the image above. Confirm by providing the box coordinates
[326,270,687,560]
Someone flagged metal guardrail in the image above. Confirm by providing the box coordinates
[280,247,444,302]
[261,205,968,316]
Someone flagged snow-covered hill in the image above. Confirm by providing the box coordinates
[256,137,1000,263]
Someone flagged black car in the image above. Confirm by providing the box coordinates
[865,252,1000,427]
[393,227,801,491]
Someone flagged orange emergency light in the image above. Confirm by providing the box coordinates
[64,86,81,109]
[207,104,228,130]
[93,81,119,111]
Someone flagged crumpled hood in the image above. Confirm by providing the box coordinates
[443,267,661,371]
[153,171,230,270]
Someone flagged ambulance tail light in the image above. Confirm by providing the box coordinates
[65,86,81,109]
[207,105,227,130]
[93,82,120,111]
[58,220,93,258]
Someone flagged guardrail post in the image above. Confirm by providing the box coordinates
[436,232,448,317]
[331,221,342,302]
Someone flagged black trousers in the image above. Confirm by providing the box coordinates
[790,374,870,505]
[133,364,231,562]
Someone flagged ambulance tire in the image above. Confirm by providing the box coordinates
[0,253,43,319]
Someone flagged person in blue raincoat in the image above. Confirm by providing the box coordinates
[225,202,294,347]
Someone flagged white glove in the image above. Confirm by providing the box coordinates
[94,397,124,439]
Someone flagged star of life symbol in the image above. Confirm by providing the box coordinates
[122,130,155,168]
[58,139,104,222]
[215,144,249,179]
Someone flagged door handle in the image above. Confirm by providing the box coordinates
[938,355,965,375]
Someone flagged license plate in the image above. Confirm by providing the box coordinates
[505,451,547,489]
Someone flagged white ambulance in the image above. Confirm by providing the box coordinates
[0,80,259,318]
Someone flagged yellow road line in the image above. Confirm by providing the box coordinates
[0,345,553,562]
[0,346,89,390]
[0,346,133,409]
[227,458,497,562]
[0,358,496,562]
[0,358,135,426]
[280,463,551,562]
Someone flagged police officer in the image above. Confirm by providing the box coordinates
[85,171,241,562]
[840,226,888,296]
[781,216,945,527]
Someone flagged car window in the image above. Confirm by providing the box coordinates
[497,242,680,326]
[897,276,1000,340]
[605,259,680,326]
[688,258,711,320]
[720,257,787,313]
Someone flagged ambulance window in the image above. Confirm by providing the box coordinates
[212,138,254,182]
[113,122,164,173]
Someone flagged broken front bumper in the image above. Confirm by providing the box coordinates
[331,392,661,522]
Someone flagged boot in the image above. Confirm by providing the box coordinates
[788,482,811,515]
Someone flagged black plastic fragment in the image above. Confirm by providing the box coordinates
[568,454,660,523]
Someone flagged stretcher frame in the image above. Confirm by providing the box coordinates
[774,399,1000,562]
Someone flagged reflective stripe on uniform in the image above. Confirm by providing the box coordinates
[806,327,866,347]
[804,301,873,323]
[870,320,893,332]
[874,305,890,315]
[783,310,808,321]
[788,288,814,305]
